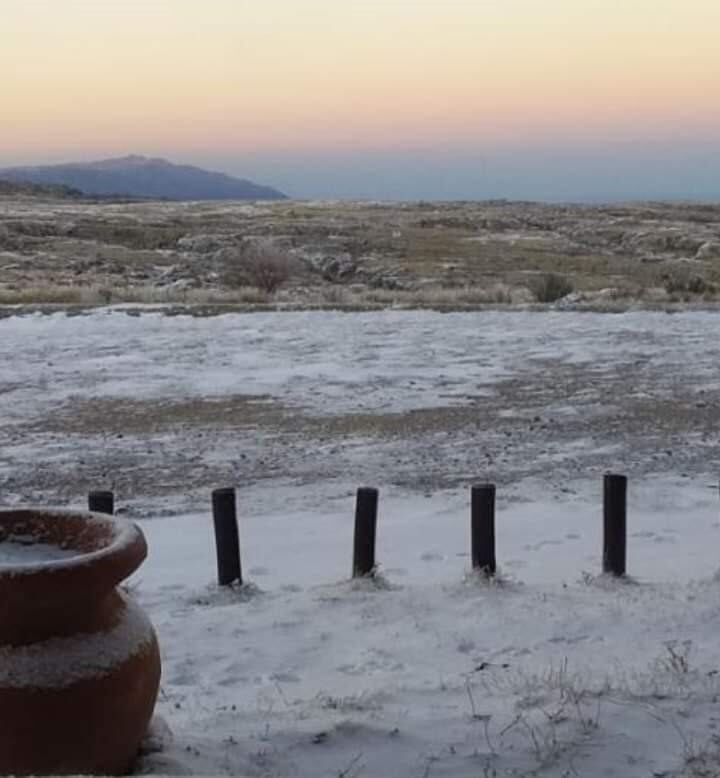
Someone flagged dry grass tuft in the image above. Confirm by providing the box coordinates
[222,240,297,293]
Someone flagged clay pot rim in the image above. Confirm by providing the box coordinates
[0,506,142,579]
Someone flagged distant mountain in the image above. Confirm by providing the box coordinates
[0,155,287,201]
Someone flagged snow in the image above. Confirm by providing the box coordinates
[2,308,720,776]
[130,483,720,777]
[0,538,78,564]
[0,592,155,688]
[1,308,719,421]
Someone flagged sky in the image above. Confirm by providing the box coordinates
[1,0,720,200]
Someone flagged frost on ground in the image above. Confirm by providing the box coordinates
[132,489,720,778]
[1,309,719,515]
[1,309,720,776]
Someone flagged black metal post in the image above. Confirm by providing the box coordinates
[471,483,496,576]
[603,473,627,576]
[88,490,114,515]
[353,487,378,577]
[212,487,242,586]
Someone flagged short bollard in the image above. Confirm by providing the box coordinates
[212,487,242,586]
[353,487,378,577]
[88,490,114,515]
[471,483,496,576]
[603,473,627,576]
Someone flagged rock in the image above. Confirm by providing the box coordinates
[553,291,586,309]
[177,234,231,254]
[320,253,356,282]
[303,252,357,282]
[166,278,195,290]
[696,241,720,260]
[367,273,408,291]
[210,246,238,265]
[625,230,704,256]
[594,287,622,300]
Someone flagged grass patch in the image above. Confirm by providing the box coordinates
[0,285,274,306]
[0,287,84,304]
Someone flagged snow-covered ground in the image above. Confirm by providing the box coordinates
[135,486,720,778]
[2,309,720,776]
[2,308,719,515]
[3,307,719,419]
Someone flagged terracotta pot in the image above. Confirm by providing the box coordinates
[0,508,161,776]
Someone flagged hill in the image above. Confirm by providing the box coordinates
[0,179,84,198]
[0,155,287,201]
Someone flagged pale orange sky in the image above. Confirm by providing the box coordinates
[2,0,720,198]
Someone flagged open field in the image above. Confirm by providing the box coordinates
[2,308,719,514]
[2,308,720,776]
[1,195,720,307]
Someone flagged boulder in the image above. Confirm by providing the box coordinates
[696,241,720,260]
[177,234,231,254]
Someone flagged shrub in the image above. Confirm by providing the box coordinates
[530,273,574,303]
[662,267,716,298]
[222,240,295,294]
[321,286,348,305]
[67,222,185,250]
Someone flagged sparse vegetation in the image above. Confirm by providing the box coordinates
[2,196,720,307]
[662,266,717,299]
[0,284,273,306]
[680,734,720,777]
[222,240,296,294]
[67,221,186,250]
[0,286,84,304]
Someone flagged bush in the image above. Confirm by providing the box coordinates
[662,268,715,297]
[222,240,295,294]
[530,273,574,302]
[68,222,185,250]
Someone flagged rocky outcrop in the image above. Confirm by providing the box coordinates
[696,241,720,260]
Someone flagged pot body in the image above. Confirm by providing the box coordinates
[0,509,161,776]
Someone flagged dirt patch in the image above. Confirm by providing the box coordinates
[4,354,718,514]
[33,394,289,435]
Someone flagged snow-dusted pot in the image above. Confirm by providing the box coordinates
[0,508,161,776]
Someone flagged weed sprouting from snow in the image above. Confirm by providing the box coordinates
[314,572,401,602]
[461,566,522,590]
[336,752,364,778]
[614,641,717,702]
[678,733,720,777]
[578,569,641,589]
[659,640,693,676]
[478,658,606,770]
[188,580,263,608]
[464,675,496,754]
[316,691,386,713]
[348,569,397,592]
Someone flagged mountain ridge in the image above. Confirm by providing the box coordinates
[0,155,287,201]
